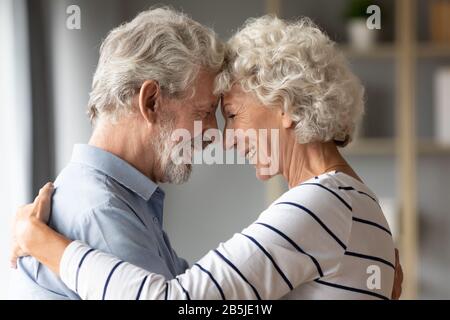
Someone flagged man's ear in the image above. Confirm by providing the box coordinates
[281,110,294,129]
[139,80,159,124]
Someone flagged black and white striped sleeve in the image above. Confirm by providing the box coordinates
[60,192,352,300]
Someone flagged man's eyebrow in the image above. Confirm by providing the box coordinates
[194,103,211,111]
[205,97,221,111]
[196,98,219,110]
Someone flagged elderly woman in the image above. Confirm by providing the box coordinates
[11,16,401,300]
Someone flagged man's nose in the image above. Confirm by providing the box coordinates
[203,114,218,131]
[223,127,236,150]
[200,115,219,147]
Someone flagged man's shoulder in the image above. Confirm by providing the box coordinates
[51,163,135,230]
[56,161,130,203]
[56,161,108,191]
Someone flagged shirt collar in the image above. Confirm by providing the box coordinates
[70,144,161,201]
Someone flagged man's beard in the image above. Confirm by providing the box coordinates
[153,118,192,185]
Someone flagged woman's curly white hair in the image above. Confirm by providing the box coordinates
[215,16,364,147]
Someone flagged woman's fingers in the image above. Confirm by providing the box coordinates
[395,248,403,282]
[32,182,53,204]
[9,242,28,269]
[15,204,34,220]
[34,182,54,223]
[9,248,18,269]
[10,184,52,268]
[391,248,403,299]
[39,182,54,195]
[10,182,54,267]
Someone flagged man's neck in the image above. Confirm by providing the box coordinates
[88,118,159,182]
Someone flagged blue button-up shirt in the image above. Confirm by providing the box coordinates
[11,144,188,299]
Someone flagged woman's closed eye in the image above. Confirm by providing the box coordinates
[227,114,236,119]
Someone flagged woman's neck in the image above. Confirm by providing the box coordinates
[281,137,361,188]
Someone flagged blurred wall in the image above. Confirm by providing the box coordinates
[0,0,32,299]
[44,0,123,172]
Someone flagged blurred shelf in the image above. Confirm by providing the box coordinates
[418,43,450,58]
[343,138,450,156]
[343,138,396,156]
[418,141,450,155]
[340,43,450,59]
[340,44,396,59]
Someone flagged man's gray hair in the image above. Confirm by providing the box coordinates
[88,7,225,124]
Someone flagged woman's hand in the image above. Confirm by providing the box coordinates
[10,182,54,268]
[391,248,403,300]
[10,182,71,275]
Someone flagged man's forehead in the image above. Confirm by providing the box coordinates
[195,96,220,108]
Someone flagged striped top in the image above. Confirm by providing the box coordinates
[60,171,395,300]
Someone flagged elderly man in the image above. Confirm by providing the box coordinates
[11,7,224,299]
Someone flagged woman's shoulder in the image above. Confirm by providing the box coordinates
[255,172,358,266]
[269,171,356,214]
[259,173,357,246]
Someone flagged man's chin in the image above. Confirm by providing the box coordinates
[255,166,276,181]
[255,169,272,181]
[164,164,192,184]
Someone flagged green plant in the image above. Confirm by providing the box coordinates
[344,0,374,20]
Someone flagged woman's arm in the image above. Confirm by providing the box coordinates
[12,183,403,300]
[12,184,330,300]
[19,218,70,275]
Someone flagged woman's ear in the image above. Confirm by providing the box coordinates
[139,80,159,124]
[281,110,294,129]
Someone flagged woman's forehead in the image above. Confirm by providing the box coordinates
[222,85,248,104]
